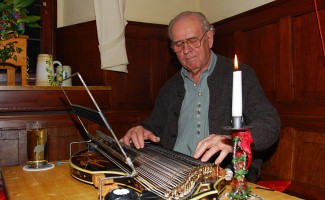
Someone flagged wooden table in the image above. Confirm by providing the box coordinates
[1,162,301,200]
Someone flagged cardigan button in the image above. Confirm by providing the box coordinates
[171,134,176,137]
[174,112,178,116]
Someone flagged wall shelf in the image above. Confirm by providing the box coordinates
[0,85,111,91]
[0,86,111,113]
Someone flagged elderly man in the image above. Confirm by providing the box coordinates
[120,11,280,183]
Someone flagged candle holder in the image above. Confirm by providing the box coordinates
[224,117,252,131]
[232,116,242,130]
[220,123,263,200]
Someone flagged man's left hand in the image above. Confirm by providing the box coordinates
[193,134,233,164]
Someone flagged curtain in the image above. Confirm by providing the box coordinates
[94,0,128,73]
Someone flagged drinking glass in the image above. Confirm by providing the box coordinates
[26,121,48,168]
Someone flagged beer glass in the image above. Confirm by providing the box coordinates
[35,54,62,86]
[56,65,72,86]
[26,121,48,168]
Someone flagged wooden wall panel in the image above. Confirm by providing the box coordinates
[277,17,294,104]
[0,130,21,166]
[0,115,86,167]
[105,22,177,111]
[114,38,152,110]
[213,35,234,59]
[55,21,103,86]
[0,110,148,168]
[261,127,295,180]
[263,127,325,199]
[213,0,325,198]
[49,125,85,161]
[56,21,177,112]
[292,130,325,188]
[292,10,325,104]
[238,22,280,100]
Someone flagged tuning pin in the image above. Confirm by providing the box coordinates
[225,168,234,181]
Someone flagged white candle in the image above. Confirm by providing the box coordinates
[232,54,242,117]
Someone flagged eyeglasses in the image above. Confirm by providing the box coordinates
[171,30,209,53]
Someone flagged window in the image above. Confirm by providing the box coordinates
[25,0,41,73]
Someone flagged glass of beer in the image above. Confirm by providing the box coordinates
[26,121,48,169]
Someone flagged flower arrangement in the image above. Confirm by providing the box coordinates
[0,0,40,40]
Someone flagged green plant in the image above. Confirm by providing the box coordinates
[0,40,22,64]
[0,0,40,40]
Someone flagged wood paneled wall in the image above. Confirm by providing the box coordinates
[0,111,146,167]
[213,0,325,199]
[0,114,86,166]
[55,21,179,112]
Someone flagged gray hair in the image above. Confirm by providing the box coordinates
[168,11,215,40]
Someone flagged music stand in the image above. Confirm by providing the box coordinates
[59,73,137,199]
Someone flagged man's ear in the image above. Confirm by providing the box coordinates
[207,30,214,48]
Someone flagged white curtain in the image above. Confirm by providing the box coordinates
[94,0,128,73]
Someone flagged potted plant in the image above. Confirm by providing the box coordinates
[0,0,40,85]
[0,0,40,40]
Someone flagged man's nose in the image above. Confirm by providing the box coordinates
[182,42,193,54]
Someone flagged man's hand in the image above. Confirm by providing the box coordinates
[193,134,233,164]
[120,125,160,149]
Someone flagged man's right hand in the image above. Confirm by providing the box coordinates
[119,125,160,149]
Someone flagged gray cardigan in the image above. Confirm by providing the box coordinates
[140,54,280,182]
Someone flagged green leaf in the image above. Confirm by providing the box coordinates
[3,0,14,5]
[0,4,6,12]
[20,15,41,23]
[13,0,35,8]
[16,47,22,53]
[26,23,40,28]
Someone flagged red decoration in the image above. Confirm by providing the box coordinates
[232,131,253,169]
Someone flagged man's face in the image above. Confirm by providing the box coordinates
[171,16,214,75]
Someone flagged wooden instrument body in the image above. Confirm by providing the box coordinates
[69,145,226,199]
[69,149,126,184]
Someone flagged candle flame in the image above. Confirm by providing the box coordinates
[234,54,238,70]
